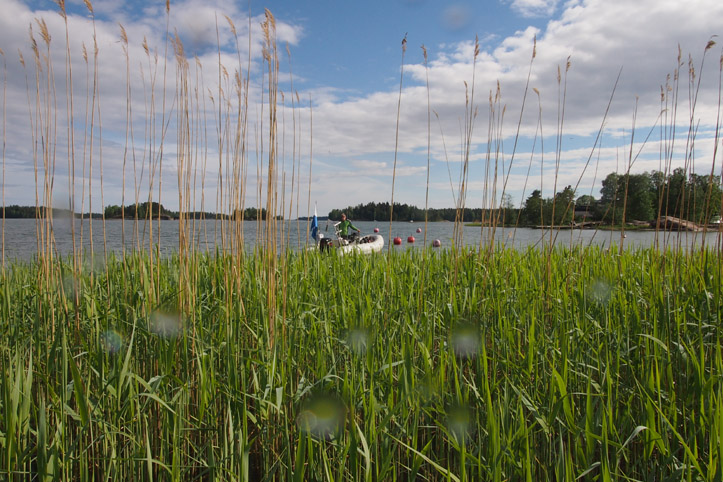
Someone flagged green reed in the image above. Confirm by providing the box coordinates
[1,246,721,480]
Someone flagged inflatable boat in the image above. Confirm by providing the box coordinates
[316,223,384,255]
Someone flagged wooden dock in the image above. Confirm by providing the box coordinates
[655,216,702,232]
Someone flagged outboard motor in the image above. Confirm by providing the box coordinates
[319,235,333,252]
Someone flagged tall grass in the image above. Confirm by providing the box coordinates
[1,247,722,480]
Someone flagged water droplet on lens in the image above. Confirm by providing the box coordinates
[447,403,474,442]
[60,274,77,299]
[101,330,124,354]
[443,4,472,32]
[297,395,345,440]
[345,328,369,355]
[416,376,438,403]
[150,310,182,338]
[588,279,613,305]
[451,324,480,359]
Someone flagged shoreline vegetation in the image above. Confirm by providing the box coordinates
[1,2,723,480]
[0,202,283,221]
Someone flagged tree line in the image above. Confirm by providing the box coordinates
[328,202,519,225]
[331,168,721,227]
[1,202,283,221]
[0,205,96,218]
[519,168,722,226]
[104,203,282,221]
[4,168,720,226]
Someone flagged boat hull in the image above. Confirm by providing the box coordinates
[317,234,384,254]
[338,234,384,255]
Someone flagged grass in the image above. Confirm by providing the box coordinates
[1,246,722,480]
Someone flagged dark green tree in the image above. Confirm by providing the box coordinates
[521,190,544,226]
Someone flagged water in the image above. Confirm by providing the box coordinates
[1,218,720,262]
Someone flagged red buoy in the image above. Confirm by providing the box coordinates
[407,236,415,243]
[433,239,441,247]
[416,228,422,233]
[374,227,379,233]
[393,237,402,245]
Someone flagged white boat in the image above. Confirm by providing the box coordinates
[316,222,384,254]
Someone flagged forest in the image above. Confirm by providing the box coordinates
[4,169,720,227]
[331,168,722,227]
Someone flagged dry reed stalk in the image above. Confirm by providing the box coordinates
[295,91,302,254]
[619,100,639,256]
[214,18,225,253]
[698,40,720,252]
[18,46,39,261]
[433,111,458,206]
[84,2,102,271]
[306,95,313,247]
[715,50,723,255]
[512,86,543,244]
[120,23,129,260]
[155,1,172,300]
[28,27,47,288]
[481,82,505,255]
[226,13,250,259]
[56,1,79,275]
[536,89,545,236]
[659,48,683,251]
[256,71,263,250]
[1,48,5,270]
[173,33,188,310]
[284,44,298,248]
[55,0,83,329]
[79,44,89,257]
[415,44,431,316]
[453,37,480,252]
[142,36,163,303]
[422,45,431,247]
[134,39,150,253]
[547,58,571,252]
[194,55,211,254]
[262,8,279,350]
[499,36,536,246]
[388,34,407,249]
[280,91,287,247]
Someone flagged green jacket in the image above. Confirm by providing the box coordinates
[338,219,359,236]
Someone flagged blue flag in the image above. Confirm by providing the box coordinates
[311,205,319,241]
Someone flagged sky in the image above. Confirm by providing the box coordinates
[0,0,722,217]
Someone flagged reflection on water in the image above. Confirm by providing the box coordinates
[1,218,721,261]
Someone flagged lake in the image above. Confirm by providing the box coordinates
[1,218,721,262]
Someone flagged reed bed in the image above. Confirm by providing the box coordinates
[0,246,721,480]
[2,2,723,480]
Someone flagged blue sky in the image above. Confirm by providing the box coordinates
[1,0,722,217]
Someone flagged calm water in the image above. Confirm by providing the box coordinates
[1,218,721,262]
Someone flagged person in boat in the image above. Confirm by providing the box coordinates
[338,213,361,240]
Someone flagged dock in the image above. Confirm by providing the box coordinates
[655,216,702,232]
